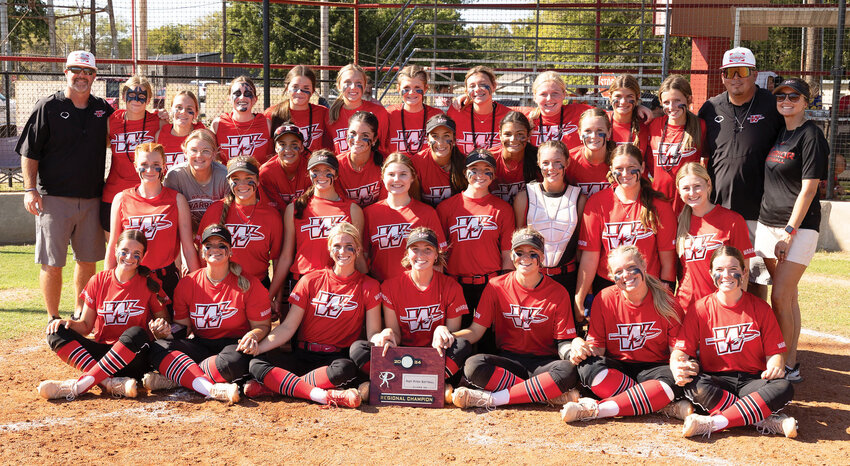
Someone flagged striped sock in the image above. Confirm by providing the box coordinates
[55,341,97,373]
[301,366,334,389]
[597,380,674,418]
[504,372,562,405]
[262,367,315,400]
[445,357,460,379]
[481,366,521,392]
[589,368,636,399]
[75,341,136,394]
[708,389,739,415]
[199,356,228,383]
[717,392,771,429]
[158,351,214,395]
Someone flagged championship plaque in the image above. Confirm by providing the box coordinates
[369,346,445,408]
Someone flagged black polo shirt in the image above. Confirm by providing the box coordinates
[698,87,782,221]
[16,90,113,198]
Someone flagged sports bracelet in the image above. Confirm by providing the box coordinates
[24,188,37,192]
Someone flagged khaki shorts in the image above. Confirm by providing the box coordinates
[755,222,819,267]
[35,196,105,267]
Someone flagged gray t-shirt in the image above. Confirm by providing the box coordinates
[163,162,229,232]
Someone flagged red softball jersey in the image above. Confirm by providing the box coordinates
[325,100,390,154]
[586,285,684,363]
[607,111,650,156]
[676,206,754,310]
[489,146,539,204]
[336,152,387,208]
[156,122,207,171]
[381,271,468,347]
[292,196,356,276]
[527,103,592,151]
[411,148,455,207]
[81,270,166,345]
[675,292,786,374]
[645,117,707,215]
[385,104,444,155]
[565,146,611,198]
[578,187,676,280]
[196,200,283,282]
[264,103,329,152]
[117,187,180,271]
[288,268,382,348]
[447,102,511,154]
[437,192,515,277]
[104,110,158,203]
[258,155,313,216]
[363,198,447,282]
[215,112,271,164]
[474,273,577,356]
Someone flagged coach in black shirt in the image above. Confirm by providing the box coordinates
[698,47,782,298]
[16,51,113,320]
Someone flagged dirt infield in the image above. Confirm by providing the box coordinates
[2,331,848,465]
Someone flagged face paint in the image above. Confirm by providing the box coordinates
[401,88,425,95]
[332,244,357,254]
[713,271,743,288]
[138,166,163,176]
[467,167,494,180]
[310,171,335,182]
[540,160,565,171]
[125,87,148,103]
[203,243,229,252]
[289,87,312,95]
[612,97,636,107]
[231,90,255,99]
[613,265,643,284]
[512,250,541,263]
[229,178,257,190]
[611,167,642,181]
[117,249,142,263]
[468,83,491,92]
[343,82,364,91]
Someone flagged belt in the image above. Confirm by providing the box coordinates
[454,271,499,285]
[541,262,576,276]
[296,341,341,353]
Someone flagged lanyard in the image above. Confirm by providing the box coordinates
[471,102,497,149]
[123,111,148,160]
[537,105,565,143]
[400,105,428,153]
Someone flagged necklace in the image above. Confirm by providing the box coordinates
[229,112,258,157]
[538,106,565,142]
[779,126,799,147]
[234,201,259,224]
[400,105,428,153]
[731,93,756,133]
[206,270,227,285]
[470,102,497,149]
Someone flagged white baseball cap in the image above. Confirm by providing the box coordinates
[721,47,756,69]
[65,50,97,70]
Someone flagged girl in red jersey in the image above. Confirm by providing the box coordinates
[675,162,753,310]
[243,222,378,407]
[350,227,471,401]
[267,150,365,316]
[576,144,677,326]
[436,149,514,329]
[37,230,170,400]
[102,75,165,231]
[527,71,593,151]
[412,114,468,207]
[560,245,693,423]
[326,64,389,154]
[198,156,283,287]
[259,123,314,216]
[146,224,272,404]
[608,75,650,155]
[155,90,206,171]
[211,76,272,164]
[513,140,586,316]
[447,66,511,154]
[336,111,387,207]
[449,228,579,409]
[363,152,446,282]
[646,75,706,215]
[265,65,327,152]
[565,108,616,198]
[385,65,443,155]
[106,143,200,300]
[490,111,540,204]
[671,246,797,438]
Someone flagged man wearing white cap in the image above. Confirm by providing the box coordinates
[697,47,783,299]
[16,50,114,320]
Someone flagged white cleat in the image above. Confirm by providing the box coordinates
[208,383,240,404]
[546,388,581,407]
[142,372,178,391]
[101,377,138,398]
[451,387,495,410]
[658,399,695,420]
[560,397,599,422]
[683,413,714,438]
[755,413,798,438]
[37,379,78,400]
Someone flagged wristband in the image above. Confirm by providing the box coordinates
[25,188,38,192]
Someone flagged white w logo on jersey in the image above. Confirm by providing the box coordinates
[101,300,146,325]
[602,221,653,249]
[226,224,265,248]
[705,323,761,355]
[423,186,452,205]
[371,223,411,249]
[656,142,697,168]
[390,129,425,152]
[165,151,186,169]
[278,189,304,205]
[450,215,498,241]
[491,181,525,203]
[191,301,239,329]
[125,214,173,240]
[112,130,153,153]
[456,131,498,153]
[334,128,350,151]
[345,181,381,206]
[577,182,610,197]
[312,291,357,319]
[221,133,267,158]
[299,123,322,146]
[531,123,578,145]
[301,215,346,240]
[682,233,724,262]
[503,304,548,330]
[607,322,661,351]
[400,304,444,333]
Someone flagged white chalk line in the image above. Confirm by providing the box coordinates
[800,328,850,345]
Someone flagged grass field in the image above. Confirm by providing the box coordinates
[1,245,848,340]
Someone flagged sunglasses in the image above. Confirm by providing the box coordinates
[775,93,802,103]
[67,66,95,76]
[721,66,753,79]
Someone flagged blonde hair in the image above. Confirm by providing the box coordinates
[171,90,200,122]
[134,142,166,166]
[657,75,701,153]
[511,226,545,251]
[326,221,363,254]
[675,162,713,256]
[181,128,219,156]
[329,64,368,124]
[381,152,421,201]
[608,74,642,147]
[121,75,153,107]
[462,66,497,111]
[400,226,447,269]
[579,107,617,155]
[529,71,567,120]
[608,246,679,324]
[397,64,428,88]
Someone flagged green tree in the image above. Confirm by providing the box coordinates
[5,0,49,54]
[149,25,185,56]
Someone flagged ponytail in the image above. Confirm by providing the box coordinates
[293,185,315,219]
[449,146,468,194]
[608,245,679,324]
[229,262,250,293]
[220,191,234,226]
[137,265,161,294]
[606,144,667,233]
[674,162,712,256]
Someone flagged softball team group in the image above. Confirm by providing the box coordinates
[35,51,830,439]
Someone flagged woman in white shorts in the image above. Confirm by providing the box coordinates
[754,78,828,384]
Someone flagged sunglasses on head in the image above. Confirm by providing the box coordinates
[721,66,753,79]
[67,66,95,76]
[775,93,802,103]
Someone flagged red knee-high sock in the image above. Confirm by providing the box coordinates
[76,341,136,393]
[708,389,740,415]
[56,341,97,373]
[506,372,563,405]
[481,366,522,392]
[158,351,213,390]
[589,368,636,399]
[718,392,771,429]
[445,357,460,379]
[199,356,228,383]
[360,361,371,376]
[262,367,315,400]
[603,380,673,417]
[301,366,335,389]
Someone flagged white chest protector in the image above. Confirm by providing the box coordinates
[525,182,580,267]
